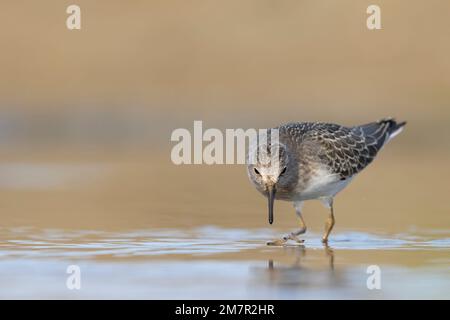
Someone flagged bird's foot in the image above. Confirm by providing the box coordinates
[267,233,304,246]
[266,238,286,246]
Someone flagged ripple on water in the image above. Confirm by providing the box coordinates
[0,226,449,259]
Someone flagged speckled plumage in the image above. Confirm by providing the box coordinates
[279,118,405,180]
[246,118,406,244]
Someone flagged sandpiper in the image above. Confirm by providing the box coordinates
[246,118,406,245]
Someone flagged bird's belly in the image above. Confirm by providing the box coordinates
[294,169,353,201]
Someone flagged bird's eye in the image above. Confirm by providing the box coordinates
[280,167,287,176]
[254,168,260,175]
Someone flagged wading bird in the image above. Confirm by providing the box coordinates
[246,118,406,245]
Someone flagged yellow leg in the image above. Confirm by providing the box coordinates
[322,203,335,243]
[289,209,306,237]
[267,201,306,246]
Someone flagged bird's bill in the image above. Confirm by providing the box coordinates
[267,185,276,224]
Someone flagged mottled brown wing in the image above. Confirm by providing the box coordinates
[307,119,403,179]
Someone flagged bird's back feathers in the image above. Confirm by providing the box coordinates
[279,118,406,180]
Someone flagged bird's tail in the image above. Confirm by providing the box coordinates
[380,118,407,141]
[357,118,406,150]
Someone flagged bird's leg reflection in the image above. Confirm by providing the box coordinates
[262,245,341,291]
[291,245,306,267]
[323,243,334,270]
[268,244,334,271]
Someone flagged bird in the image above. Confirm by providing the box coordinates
[246,118,406,245]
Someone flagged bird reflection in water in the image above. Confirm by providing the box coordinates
[262,244,344,290]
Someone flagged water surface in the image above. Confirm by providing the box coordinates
[1,226,448,299]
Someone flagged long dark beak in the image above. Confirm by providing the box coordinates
[267,185,276,224]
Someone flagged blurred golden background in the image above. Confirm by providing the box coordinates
[0,0,449,233]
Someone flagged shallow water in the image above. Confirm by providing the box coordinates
[0,152,449,299]
[0,226,449,299]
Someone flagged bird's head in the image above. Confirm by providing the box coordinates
[247,140,293,225]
